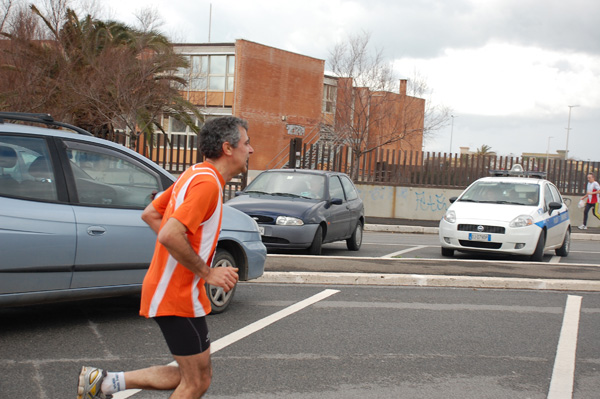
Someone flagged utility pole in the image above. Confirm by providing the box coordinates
[208,4,212,42]
[564,105,579,160]
[546,136,553,172]
[449,115,456,154]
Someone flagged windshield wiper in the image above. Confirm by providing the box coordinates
[271,192,302,198]
[245,190,270,195]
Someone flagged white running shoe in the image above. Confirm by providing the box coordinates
[578,225,587,230]
[77,366,112,399]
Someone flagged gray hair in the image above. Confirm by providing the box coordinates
[199,116,248,159]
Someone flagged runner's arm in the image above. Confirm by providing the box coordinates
[157,217,238,290]
[141,203,164,234]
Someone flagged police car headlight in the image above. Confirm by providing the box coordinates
[443,210,456,223]
[509,215,534,228]
[276,216,304,226]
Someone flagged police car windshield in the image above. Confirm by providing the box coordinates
[459,182,539,206]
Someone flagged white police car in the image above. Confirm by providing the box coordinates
[439,165,571,261]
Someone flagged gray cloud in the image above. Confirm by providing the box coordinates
[366,0,600,59]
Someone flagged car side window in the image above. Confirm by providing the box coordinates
[340,175,359,201]
[544,185,554,211]
[329,176,345,201]
[65,142,161,208]
[0,135,58,201]
[549,184,562,203]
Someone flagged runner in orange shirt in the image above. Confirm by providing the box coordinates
[77,116,253,399]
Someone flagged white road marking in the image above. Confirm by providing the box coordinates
[210,288,339,353]
[549,256,562,264]
[547,295,582,399]
[113,289,339,399]
[382,245,428,258]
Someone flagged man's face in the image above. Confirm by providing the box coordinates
[231,126,254,174]
[588,174,594,182]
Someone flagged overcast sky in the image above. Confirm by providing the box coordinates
[100,0,600,161]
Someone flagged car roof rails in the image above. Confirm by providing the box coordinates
[0,112,93,136]
[489,163,547,179]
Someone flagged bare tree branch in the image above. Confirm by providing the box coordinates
[326,31,425,178]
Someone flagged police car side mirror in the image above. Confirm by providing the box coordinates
[449,197,457,203]
[548,201,562,214]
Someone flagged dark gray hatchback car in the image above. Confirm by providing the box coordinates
[226,169,364,255]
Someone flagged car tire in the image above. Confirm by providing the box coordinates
[530,231,546,262]
[308,225,323,255]
[205,248,237,314]
[441,247,454,257]
[346,222,363,251]
[555,229,571,257]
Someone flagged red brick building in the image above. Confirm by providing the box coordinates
[169,39,424,173]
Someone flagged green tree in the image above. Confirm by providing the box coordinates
[476,144,495,156]
[0,3,201,139]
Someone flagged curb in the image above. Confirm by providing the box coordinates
[249,271,600,292]
[365,224,600,241]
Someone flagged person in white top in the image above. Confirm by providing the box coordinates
[578,172,600,230]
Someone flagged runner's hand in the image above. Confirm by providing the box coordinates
[204,267,239,292]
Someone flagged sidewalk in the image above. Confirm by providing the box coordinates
[251,217,600,292]
[364,217,600,241]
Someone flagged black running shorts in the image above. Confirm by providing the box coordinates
[154,316,210,356]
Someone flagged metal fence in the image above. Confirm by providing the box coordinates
[294,143,599,196]
[99,131,598,196]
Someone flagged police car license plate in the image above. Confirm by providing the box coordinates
[469,233,490,241]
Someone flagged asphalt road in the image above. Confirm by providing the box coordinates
[1,230,599,398]
[2,284,599,399]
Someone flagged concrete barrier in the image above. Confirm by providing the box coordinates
[355,183,599,228]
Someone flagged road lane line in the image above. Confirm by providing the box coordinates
[210,288,339,353]
[549,256,561,264]
[547,295,582,399]
[382,245,428,258]
[113,289,340,399]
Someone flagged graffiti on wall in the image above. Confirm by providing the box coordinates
[415,191,448,213]
[357,186,394,202]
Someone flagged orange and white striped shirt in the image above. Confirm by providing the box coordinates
[140,162,224,318]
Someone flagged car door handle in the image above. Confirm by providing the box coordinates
[87,226,106,236]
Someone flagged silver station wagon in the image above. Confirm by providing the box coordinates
[0,113,266,313]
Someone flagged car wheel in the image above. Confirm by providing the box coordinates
[308,225,323,255]
[530,231,546,262]
[555,229,571,257]
[346,222,363,251]
[205,248,237,314]
[441,247,454,257]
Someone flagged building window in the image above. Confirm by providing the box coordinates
[167,115,200,149]
[323,84,337,114]
[208,55,235,91]
[177,54,235,93]
[190,56,208,90]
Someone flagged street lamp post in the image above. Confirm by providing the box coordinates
[565,105,579,160]
[449,115,456,154]
[546,136,553,172]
